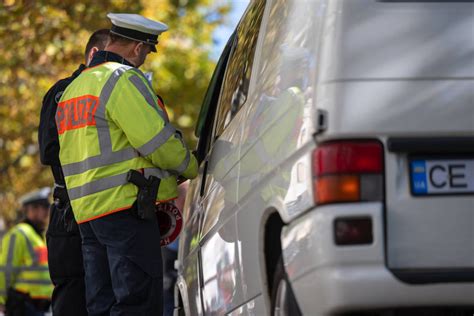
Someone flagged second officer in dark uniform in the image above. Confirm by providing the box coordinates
[38,29,110,316]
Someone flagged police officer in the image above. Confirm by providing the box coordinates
[38,29,110,316]
[0,188,53,316]
[56,13,198,315]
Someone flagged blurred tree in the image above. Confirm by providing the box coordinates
[0,0,230,222]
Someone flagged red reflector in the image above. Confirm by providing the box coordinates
[313,142,383,175]
[334,218,373,245]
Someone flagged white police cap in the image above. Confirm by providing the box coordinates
[19,187,51,207]
[107,13,168,52]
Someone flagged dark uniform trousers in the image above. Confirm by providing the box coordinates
[46,197,87,316]
[79,209,163,316]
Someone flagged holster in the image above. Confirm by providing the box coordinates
[52,185,77,233]
[53,185,68,207]
[127,170,160,220]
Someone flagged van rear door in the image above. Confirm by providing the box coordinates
[323,0,474,282]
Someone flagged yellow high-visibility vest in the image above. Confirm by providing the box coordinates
[57,62,197,223]
[0,223,53,304]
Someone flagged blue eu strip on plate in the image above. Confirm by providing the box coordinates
[411,160,428,195]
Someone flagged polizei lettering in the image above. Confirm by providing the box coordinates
[56,95,99,134]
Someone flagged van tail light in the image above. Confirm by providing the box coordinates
[312,141,384,205]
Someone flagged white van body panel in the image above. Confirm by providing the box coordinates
[318,81,474,136]
[281,203,474,315]
[321,0,474,81]
[177,0,474,314]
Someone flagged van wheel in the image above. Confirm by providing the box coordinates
[270,256,302,316]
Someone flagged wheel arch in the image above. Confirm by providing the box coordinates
[259,207,286,307]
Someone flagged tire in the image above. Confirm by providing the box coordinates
[270,256,302,316]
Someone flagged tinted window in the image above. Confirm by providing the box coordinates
[194,33,235,162]
[214,1,266,137]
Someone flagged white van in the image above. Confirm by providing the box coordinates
[175,0,474,315]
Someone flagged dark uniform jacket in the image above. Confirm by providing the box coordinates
[39,64,86,175]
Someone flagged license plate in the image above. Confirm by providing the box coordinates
[410,157,474,195]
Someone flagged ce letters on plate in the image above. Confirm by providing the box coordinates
[410,159,474,195]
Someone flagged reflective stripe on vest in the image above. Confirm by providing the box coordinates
[175,149,191,174]
[15,279,52,285]
[173,132,191,174]
[16,227,38,265]
[0,266,49,272]
[128,74,168,120]
[67,167,173,200]
[61,65,175,201]
[136,124,176,156]
[4,234,16,289]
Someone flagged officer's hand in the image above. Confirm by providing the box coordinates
[0,304,5,312]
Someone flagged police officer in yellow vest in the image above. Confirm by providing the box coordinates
[56,13,198,315]
[0,188,53,316]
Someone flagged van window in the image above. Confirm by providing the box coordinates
[214,1,266,137]
[195,33,235,162]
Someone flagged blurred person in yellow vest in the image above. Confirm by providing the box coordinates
[0,188,53,316]
[56,13,197,315]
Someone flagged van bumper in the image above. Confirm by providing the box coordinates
[281,203,474,315]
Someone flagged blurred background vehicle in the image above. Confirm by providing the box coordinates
[175,0,474,315]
